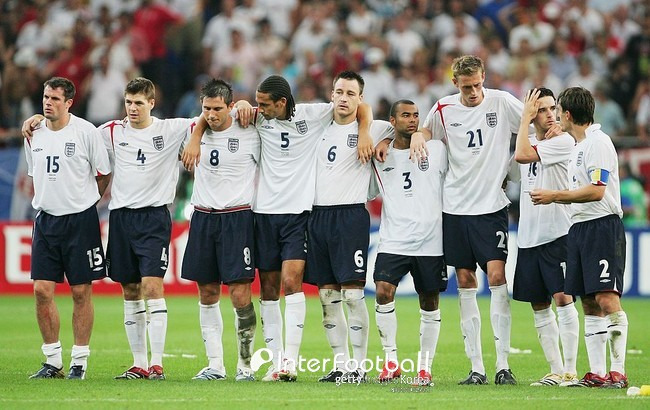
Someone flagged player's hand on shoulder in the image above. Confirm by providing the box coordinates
[234,100,254,127]
[21,114,45,139]
[375,138,391,162]
[544,123,563,139]
[409,131,429,162]
[357,130,374,164]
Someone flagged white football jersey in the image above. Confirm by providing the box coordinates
[517,133,574,248]
[187,120,260,209]
[100,117,193,210]
[25,115,111,216]
[253,103,333,214]
[372,140,446,256]
[314,120,393,205]
[567,124,623,223]
[422,88,523,215]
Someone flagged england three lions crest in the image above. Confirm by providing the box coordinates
[295,120,308,135]
[64,142,75,157]
[418,156,429,171]
[228,138,239,153]
[486,112,497,128]
[347,134,358,148]
[152,135,164,151]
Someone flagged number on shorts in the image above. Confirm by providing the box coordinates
[599,259,610,279]
[496,231,507,249]
[354,250,364,268]
[160,248,168,265]
[243,247,251,266]
[86,247,103,268]
[560,261,567,278]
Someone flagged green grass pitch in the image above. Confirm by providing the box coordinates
[0,295,648,409]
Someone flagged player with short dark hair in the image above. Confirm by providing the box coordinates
[26,77,111,380]
[512,88,580,387]
[372,100,447,387]
[531,87,629,389]
[180,78,259,382]
[305,71,392,384]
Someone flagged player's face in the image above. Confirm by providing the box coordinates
[534,96,557,132]
[202,96,233,132]
[256,91,287,120]
[42,86,72,121]
[124,92,154,127]
[557,104,571,132]
[331,78,362,120]
[453,71,485,107]
[390,103,419,137]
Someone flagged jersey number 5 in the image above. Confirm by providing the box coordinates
[280,132,290,148]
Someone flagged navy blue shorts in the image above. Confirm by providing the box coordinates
[565,215,626,297]
[443,207,509,272]
[513,236,568,303]
[31,206,106,286]
[304,204,369,286]
[254,212,308,271]
[373,253,448,294]
[181,208,255,284]
[107,206,172,284]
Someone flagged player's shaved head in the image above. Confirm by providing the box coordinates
[390,99,416,118]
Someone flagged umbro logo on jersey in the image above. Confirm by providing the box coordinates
[600,279,611,283]
[418,157,429,171]
[576,151,584,166]
[347,134,358,148]
[152,135,164,151]
[200,141,206,145]
[295,120,308,135]
[486,112,497,128]
[450,122,462,127]
[33,148,43,152]
[228,138,239,153]
[65,142,75,157]
[118,142,128,146]
[261,125,274,129]
[383,167,394,172]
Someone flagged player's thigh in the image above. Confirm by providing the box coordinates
[513,246,550,303]
[442,212,476,269]
[131,206,172,278]
[411,255,448,294]
[328,205,370,285]
[217,210,256,284]
[565,225,585,297]
[254,213,282,271]
[538,235,569,296]
[107,209,141,284]
[61,206,107,285]
[373,253,411,287]
[468,207,509,271]
[181,211,220,283]
[278,211,309,262]
[305,209,335,286]
[30,212,65,283]
[578,216,626,296]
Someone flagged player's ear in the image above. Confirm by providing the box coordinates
[65,98,74,110]
[389,116,396,127]
[150,98,155,109]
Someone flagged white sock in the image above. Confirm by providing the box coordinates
[459,288,484,375]
[342,288,369,370]
[260,299,283,369]
[200,301,224,372]
[284,292,306,371]
[556,303,579,375]
[606,311,628,374]
[42,341,63,369]
[375,301,397,363]
[533,308,563,375]
[124,300,147,369]
[234,303,256,370]
[584,315,607,377]
[419,309,441,373]
[70,344,90,372]
[489,284,511,371]
[319,289,349,371]
[147,298,168,367]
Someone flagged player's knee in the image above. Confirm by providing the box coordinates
[375,282,395,305]
[229,283,251,308]
[121,283,141,300]
[141,280,164,300]
[418,292,439,310]
[282,277,302,295]
[552,292,573,307]
[595,292,622,315]
[581,295,601,315]
[70,284,91,305]
[33,283,54,304]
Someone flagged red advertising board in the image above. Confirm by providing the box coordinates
[0,222,318,295]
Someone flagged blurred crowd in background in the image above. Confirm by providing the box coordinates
[0,0,648,225]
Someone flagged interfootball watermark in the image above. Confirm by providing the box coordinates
[251,348,432,388]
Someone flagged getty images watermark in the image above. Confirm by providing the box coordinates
[250,348,432,387]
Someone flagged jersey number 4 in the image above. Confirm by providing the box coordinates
[136,149,146,164]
